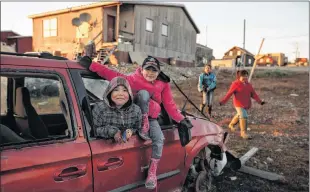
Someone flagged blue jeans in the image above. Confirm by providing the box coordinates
[135,90,164,159]
[202,90,214,106]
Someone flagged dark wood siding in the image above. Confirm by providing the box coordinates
[133,5,197,63]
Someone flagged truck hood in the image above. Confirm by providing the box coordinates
[190,117,225,137]
[184,116,226,151]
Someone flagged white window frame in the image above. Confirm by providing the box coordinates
[146,18,153,32]
[162,23,168,36]
[43,18,57,37]
[248,59,252,64]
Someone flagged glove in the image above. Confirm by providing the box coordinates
[78,56,93,70]
[179,118,193,129]
[202,85,208,92]
[178,118,193,147]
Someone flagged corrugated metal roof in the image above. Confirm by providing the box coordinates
[28,1,200,34]
[122,1,200,33]
[1,30,21,36]
[28,2,121,19]
[7,36,32,39]
[224,46,254,56]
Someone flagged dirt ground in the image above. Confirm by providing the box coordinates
[171,69,309,192]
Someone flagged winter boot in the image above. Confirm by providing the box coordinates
[145,158,160,189]
[228,115,239,132]
[138,114,151,140]
[199,104,206,113]
[207,105,212,117]
[239,118,252,139]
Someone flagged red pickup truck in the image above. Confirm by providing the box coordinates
[0,52,240,192]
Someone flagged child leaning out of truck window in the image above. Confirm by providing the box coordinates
[79,56,193,190]
[219,70,266,139]
[92,76,142,143]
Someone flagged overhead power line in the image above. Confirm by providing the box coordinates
[265,34,308,40]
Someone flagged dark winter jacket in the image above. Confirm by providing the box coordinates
[92,77,142,139]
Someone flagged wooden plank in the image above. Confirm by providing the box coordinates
[240,147,259,165]
[248,38,265,82]
[239,165,286,182]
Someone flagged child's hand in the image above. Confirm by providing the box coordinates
[114,130,122,143]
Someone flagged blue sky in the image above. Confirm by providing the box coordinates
[1,2,308,61]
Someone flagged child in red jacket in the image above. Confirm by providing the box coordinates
[219,70,265,139]
[78,56,192,189]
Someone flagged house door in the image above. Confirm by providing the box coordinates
[107,15,115,42]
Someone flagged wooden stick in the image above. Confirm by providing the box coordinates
[248,38,265,82]
[240,147,259,165]
[239,165,286,182]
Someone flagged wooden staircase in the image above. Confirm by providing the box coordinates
[94,46,118,64]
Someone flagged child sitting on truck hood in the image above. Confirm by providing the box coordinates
[92,76,142,143]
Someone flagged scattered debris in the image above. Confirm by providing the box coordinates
[238,165,286,182]
[275,149,282,152]
[290,93,299,97]
[230,176,237,181]
[240,147,259,165]
[267,157,273,163]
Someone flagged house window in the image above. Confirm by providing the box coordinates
[260,58,264,62]
[43,18,57,37]
[266,58,270,63]
[146,18,153,32]
[237,51,241,55]
[248,59,252,64]
[229,51,233,56]
[162,24,168,36]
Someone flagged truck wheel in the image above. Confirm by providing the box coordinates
[195,170,212,192]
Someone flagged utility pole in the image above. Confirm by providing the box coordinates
[243,19,246,49]
[292,42,300,64]
[295,42,299,60]
[206,25,208,47]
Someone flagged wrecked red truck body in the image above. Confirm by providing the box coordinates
[0,52,240,192]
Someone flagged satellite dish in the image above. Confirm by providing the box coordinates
[79,13,91,23]
[72,18,81,27]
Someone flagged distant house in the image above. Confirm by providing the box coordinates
[0,30,32,53]
[256,53,286,66]
[223,46,255,66]
[255,55,274,66]
[211,58,236,68]
[28,1,201,67]
[195,43,213,67]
